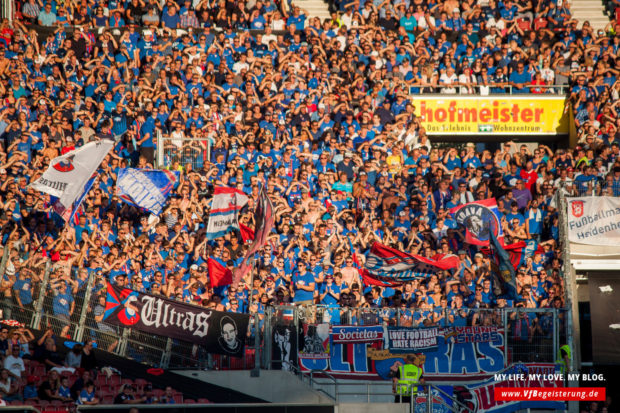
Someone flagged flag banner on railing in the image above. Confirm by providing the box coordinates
[272,321,299,371]
[301,324,506,381]
[566,196,620,246]
[206,186,250,240]
[330,325,384,344]
[31,140,113,216]
[300,325,384,379]
[387,326,441,353]
[449,198,503,246]
[442,326,502,343]
[299,323,330,360]
[233,188,274,284]
[103,282,250,357]
[414,386,454,413]
[116,168,179,215]
[363,242,459,284]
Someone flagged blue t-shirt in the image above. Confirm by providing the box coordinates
[53,292,74,316]
[292,271,315,302]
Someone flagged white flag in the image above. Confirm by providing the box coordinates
[30,140,114,210]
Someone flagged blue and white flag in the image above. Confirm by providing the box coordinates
[52,174,98,224]
[206,186,249,240]
[116,168,179,215]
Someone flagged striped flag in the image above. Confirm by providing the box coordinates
[363,242,459,285]
[206,187,249,240]
[232,188,274,284]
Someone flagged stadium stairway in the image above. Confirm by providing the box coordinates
[570,0,610,30]
[174,369,334,404]
[297,0,331,22]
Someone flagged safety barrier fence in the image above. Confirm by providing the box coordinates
[76,403,336,413]
[155,134,212,171]
[0,260,566,370]
[0,237,567,371]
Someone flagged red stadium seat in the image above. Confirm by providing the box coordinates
[95,374,107,386]
[197,398,211,403]
[173,393,184,404]
[108,374,121,387]
[33,365,46,377]
[184,399,196,404]
[135,378,148,393]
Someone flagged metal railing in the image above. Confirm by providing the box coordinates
[410,84,570,95]
[156,134,212,171]
[0,260,566,372]
[76,403,336,412]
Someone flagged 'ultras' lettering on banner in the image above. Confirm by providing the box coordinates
[103,282,250,357]
[567,197,620,246]
[331,325,384,344]
[417,97,569,135]
[300,326,505,381]
[139,295,212,337]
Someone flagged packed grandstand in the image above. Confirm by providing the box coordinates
[0,0,619,410]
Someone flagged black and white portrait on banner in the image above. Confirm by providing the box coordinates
[300,323,330,359]
[217,315,243,356]
[272,323,298,371]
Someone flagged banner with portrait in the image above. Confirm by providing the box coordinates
[103,283,250,357]
[450,198,503,246]
[271,321,299,371]
[299,324,330,359]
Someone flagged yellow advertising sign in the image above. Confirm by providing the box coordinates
[413,96,569,135]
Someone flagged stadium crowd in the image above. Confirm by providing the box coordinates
[0,0,619,405]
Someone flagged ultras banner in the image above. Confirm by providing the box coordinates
[103,283,250,357]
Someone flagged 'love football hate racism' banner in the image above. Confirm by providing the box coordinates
[387,327,441,353]
[104,283,250,357]
[567,196,620,246]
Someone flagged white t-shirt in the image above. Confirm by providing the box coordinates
[3,355,25,379]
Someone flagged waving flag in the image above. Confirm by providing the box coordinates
[239,222,255,243]
[116,168,179,215]
[31,140,113,217]
[449,198,503,246]
[233,188,274,284]
[489,230,518,300]
[52,174,97,223]
[207,257,233,287]
[363,242,459,285]
[206,187,250,240]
